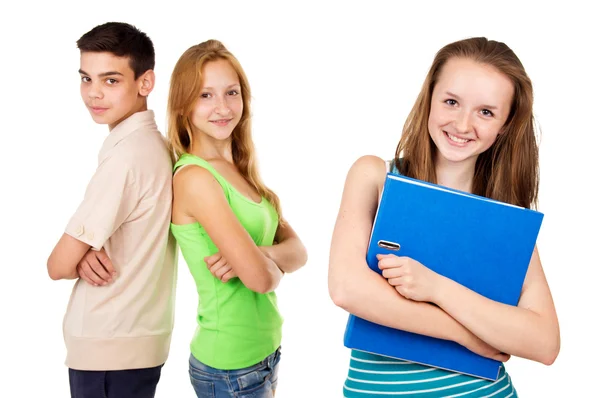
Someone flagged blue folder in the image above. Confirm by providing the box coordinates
[343,173,544,380]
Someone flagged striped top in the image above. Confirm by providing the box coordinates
[344,160,518,396]
[343,350,518,397]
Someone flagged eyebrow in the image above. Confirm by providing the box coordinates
[78,69,124,77]
[445,91,498,110]
[202,84,241,90]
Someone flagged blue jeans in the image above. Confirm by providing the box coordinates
[189,347,281,397]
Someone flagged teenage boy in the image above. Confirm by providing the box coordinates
[47,22,177,398]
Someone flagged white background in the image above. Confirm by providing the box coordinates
[1,1,598,397]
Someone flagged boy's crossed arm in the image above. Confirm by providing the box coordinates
[76,248,115,286]
[47,156,130,284]
[47,234,91,280]
[47,235,115,284]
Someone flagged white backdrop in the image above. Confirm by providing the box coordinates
[1,1,598,397]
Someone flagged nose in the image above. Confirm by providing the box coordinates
[214,96,231,116]
[87,81,103,100]
[454,109,472,134]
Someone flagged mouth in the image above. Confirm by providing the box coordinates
[209,118,233,127]
[89,106,109,115]
[444,131,473,146]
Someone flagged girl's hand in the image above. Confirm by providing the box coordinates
[204,252,237,282]
[462,332,511,362]
[377,254,443,303]
[378,254,511,362]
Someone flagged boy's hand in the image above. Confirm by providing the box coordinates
[205,252,237,282]
[77,248,116,286]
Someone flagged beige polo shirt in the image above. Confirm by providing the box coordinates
[63,110,177,371]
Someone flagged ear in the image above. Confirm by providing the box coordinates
[494,128,508,143]
[497,124,508,136]
[138,70,155,97]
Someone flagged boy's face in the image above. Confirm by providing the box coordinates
[79,52,146,130]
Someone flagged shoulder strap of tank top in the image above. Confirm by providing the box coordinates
[388,158,404,174]
[173,153,231,200]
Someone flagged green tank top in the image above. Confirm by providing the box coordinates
[170,153,283,370]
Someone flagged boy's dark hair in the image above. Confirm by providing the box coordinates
[77,22,155,79]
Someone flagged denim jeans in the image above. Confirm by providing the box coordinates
[189,347,281,397]
[68,364,163,398]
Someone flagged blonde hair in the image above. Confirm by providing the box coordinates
[167,39,283,220]
[394,37,539,209]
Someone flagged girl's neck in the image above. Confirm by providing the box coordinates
[190,133,233,163]
[434,154,476,193]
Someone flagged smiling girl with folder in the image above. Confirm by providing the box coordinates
[329,37,560,397]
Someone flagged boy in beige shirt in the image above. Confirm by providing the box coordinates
[47,22,177,398]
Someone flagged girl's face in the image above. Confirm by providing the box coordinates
[428,57,514,167]
[190,59,243,142]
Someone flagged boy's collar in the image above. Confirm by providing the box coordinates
[98,110,157,162]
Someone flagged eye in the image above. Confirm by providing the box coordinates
[200,92,212,99]
[445,99,457,106]
[481,109,494,117]
[81,76,91,83]
[106,78,118,85]
[227,90,239,96]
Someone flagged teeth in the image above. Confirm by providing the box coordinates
[447,132,469,143]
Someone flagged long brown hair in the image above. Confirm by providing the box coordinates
[394,37,539,209]
[167,39,283,220]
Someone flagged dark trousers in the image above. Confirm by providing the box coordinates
[69,364,163,398]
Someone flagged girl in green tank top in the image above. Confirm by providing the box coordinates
[166,40,307,398]
[328,37,560,397]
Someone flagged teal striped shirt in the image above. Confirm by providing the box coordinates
[343,350,518,397]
